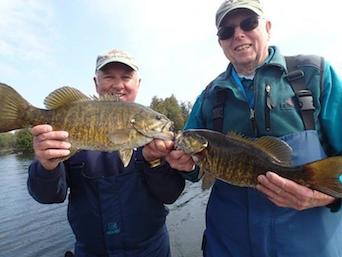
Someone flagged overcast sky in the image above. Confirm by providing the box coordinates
[1,0,341,108]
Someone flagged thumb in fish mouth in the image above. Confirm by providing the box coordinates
[174,131,184,149]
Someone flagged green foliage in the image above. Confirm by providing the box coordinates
[150,95,192,131]
[15,129,33,153]
[0,132,16,149]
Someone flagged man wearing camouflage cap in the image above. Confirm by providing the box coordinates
[172,0,342,256]
[28,48,186,257]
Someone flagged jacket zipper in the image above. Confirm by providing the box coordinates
[265,84,272,131]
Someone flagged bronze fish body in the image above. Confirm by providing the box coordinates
[0,83,174,166]
[176,129,342,198]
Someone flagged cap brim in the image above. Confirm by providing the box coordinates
[217,6,263,28]
[97,58,138,71]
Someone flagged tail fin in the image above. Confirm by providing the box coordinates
[0,83,31,132]
[304,156,342,198]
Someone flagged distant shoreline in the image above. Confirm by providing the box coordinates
[0,149,15,155]
[0,148,33,156]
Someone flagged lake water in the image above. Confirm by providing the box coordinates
[0,154,209,257]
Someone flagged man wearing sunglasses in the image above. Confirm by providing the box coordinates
[168,0,342,256]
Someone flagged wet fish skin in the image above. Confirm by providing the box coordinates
[176,129,342,198]
[0,83,174,166]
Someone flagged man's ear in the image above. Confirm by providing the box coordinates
[266,20,272,37]
[93,76,99,93]
[138,78,142,89]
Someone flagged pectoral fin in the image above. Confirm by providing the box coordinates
[108,129,151,149]
[118,149,133,167]
[108,129,133,148]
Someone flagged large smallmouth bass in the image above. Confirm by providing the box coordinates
[176,129,342,198]
[0,83,174,166]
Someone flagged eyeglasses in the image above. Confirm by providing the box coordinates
[217,16,260,40]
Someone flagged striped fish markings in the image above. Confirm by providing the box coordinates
[176,129,342,198]
[0,83,174,166]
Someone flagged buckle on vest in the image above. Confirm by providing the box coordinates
[297,89,315,110]
[286,70,304,81]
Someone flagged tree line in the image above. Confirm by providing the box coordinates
[0,129,33,154]
[0,95,192,154]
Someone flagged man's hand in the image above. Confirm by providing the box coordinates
[165,150,195,172]
[256,171,335,210]
[32,124,71,171]
[143,139,195,171]
[142,139,174,162]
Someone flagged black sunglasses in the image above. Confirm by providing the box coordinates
[217,16,260,40]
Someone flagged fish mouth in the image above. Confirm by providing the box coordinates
[175,131,183,146]
[175,130,208,154]
[175,131,192,152]
[160,121,175,140]
[147,120,175,141]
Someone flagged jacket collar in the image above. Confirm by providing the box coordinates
[210,46,287,93]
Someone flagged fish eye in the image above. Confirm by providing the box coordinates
[156,115,162,120]
[130,118,135,124]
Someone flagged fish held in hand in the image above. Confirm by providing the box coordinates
[175,129,342,198]
[0,83,174,166]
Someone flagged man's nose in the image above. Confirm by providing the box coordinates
[233,26,245,39]
[110,79,124,89]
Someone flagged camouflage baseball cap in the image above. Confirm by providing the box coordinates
[95,49,139,71]
[215,0,264,28]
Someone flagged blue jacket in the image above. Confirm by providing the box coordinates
[28,148,185,257]
[184,46,342,257]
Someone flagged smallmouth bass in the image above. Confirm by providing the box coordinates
[176,129,342,198]
[0,83,174,166]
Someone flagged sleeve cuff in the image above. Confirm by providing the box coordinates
[326,198,341,212]
[30,161,65,180]
[134,147,166,170]
[178,165,201,181]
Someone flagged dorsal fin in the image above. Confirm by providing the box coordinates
[44,86,91,109]
[98,94,121,102]
[227,132,292,165]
